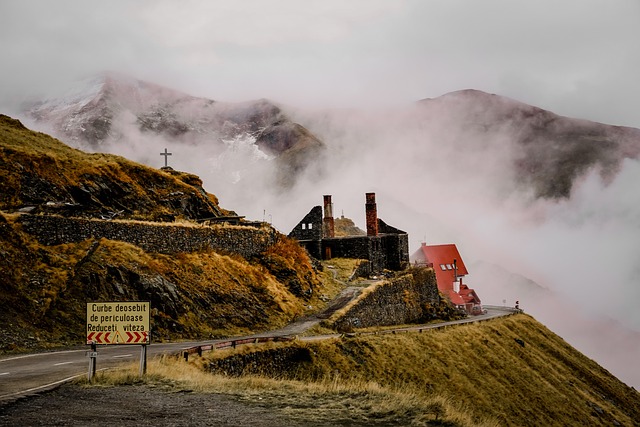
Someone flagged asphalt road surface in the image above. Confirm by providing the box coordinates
[0,341,202,403]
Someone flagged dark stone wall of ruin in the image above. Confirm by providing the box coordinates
[288,206,322,242]
[17,214,277,258]
[288,205,409,274]
[323,235,371,262]
[298,240,322,260]
[321,233,408,274]
[381,233,409,271]
[378,218,406,235]
[333,267,440,331]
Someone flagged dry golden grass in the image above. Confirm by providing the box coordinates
[0,216,326,347]
[322,258,365,283]
[198,314,640,426]
[75,313,640,425]
[83,355,497,426]
[0,115,224,221]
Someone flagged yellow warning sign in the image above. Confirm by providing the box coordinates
[86,301,150,345]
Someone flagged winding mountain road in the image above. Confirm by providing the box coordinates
[0,300,516,405]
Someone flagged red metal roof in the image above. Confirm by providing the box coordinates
[412,243,482,307]
[459,284,481,304]
[414,244,469,275]
[412,244,468,292]
[445,289,466,306]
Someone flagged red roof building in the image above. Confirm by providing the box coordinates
[411,243,483,314]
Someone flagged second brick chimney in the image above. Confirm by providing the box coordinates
[365,192,378,236]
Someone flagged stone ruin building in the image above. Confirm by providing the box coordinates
[288,193,409,275]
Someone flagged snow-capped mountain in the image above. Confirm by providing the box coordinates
[23,72,326,188]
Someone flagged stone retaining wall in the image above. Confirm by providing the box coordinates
[332,267,440,331]
[17,214,277,258]
[209,346,312,377]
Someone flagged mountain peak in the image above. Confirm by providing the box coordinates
[420,88,541,115]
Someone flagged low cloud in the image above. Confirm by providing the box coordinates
[250,103,640,388]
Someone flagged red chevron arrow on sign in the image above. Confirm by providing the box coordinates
[93,332,111,344]
[126,331,143,343]
[124,331,149,343]
[87,332,96,344]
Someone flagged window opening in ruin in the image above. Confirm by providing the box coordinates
[302,224,306,230]
[308,223,313,229]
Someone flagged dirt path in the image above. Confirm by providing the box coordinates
[252,286,362,337]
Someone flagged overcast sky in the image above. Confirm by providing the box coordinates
[3,0,640,387]
[1,0,639,127]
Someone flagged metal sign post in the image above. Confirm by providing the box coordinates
[139,344,147,376]
[88,341,97,382]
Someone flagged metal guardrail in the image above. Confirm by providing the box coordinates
[483,305,524,313]
[182,336,295,361]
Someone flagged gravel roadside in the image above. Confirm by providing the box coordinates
[0,383,311,427]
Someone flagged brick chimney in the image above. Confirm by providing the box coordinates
[323,195,335,238]
[365,192,378,236]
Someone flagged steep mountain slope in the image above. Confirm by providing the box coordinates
[418,89,640,199]
[204,314,640,426]
[23,72,326,188]
[0,114,224,221]
[0,116,324,350]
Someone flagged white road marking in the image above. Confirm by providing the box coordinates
[53,361,74,366]
[112,354,133,358]
[0,372,9,376]
[0,368,110,401]
[0,349,86,363]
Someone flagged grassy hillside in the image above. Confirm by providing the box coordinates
[196,314,640,426]
[0,115,330,350]
[0,114,225,221]
[86,314,640,425]
[0,212,328,351]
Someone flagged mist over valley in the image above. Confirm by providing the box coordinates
[12,72,640,388]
